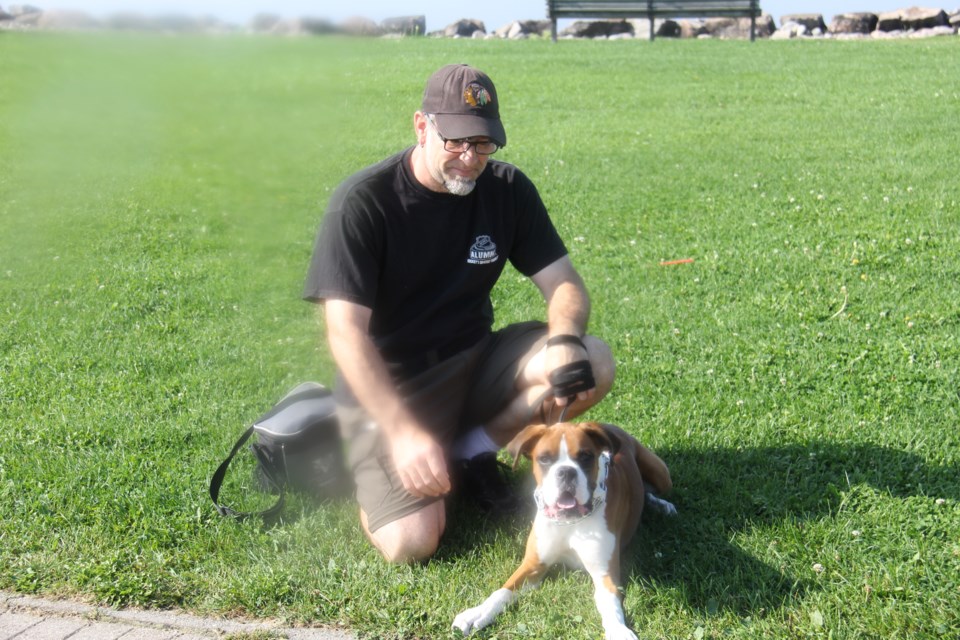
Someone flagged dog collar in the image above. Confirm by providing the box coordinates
[534,451,610,526]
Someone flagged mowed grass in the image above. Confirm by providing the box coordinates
[2,32,959,639]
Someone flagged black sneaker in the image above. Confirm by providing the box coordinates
[453,452,523,515]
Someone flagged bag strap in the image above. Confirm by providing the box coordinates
[209,425,286,521]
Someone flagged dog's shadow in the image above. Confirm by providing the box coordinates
[441,441,957,618]
[624,441,957,616]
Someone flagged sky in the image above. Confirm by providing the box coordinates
[32,0,919,31]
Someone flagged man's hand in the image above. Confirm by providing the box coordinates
[545,336,596,407]
[390,422,451,498]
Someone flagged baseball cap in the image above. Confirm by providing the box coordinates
[421,64,507,148]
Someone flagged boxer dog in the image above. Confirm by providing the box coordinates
[453,421,676,640]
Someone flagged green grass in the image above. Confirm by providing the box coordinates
[2,32,959,639]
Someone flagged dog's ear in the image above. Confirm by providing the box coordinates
[581,422,622,456]
[506,423,549,469]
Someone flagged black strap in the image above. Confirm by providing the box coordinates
[546,334,586,350]
[209,425,286,521]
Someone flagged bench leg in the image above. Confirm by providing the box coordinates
[551,18,558,42]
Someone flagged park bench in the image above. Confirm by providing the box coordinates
[547,0,762,41]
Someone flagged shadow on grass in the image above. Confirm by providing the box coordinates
[627,441,958,616]
[438,442,957,618]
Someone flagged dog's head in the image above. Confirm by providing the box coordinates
[508,421,621,520]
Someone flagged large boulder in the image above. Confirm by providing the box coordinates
[829,12,878,34]
[561,19,633,38]
[878,7,949,31]
[628,18,682,39]
[877,11,904,31]
[36,9,98,29]
[780,13,826,33]
[442,18,485,37]
[678,19,708,38]
[907,24,958,36]
[249,13,281,32]
[9,9,39,27]
[701,14,774,38]
[493,19,551,39]
[899,6,949,29]
[381,15,425,36]
[341,16,381,36]
[7,4,41,17]
[772,21,807,38]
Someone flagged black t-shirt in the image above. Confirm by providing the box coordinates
[303,147,567,366]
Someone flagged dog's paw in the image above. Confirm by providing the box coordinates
[604,623,639,640]
[452,605,489,636]
[452,588,515,636]
[645,491,678,517]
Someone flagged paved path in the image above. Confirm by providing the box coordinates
[0,591,354,640]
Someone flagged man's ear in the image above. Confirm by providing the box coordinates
[581,421,621,456]
[506,424,550,469]
[413,110,429,146]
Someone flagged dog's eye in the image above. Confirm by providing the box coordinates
[537,454,555,467]
[576,452,595,466]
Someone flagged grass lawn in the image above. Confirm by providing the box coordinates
[2,32,959,639]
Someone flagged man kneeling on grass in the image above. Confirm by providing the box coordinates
[303,63,614,563]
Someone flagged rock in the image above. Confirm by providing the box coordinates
[36,9,98,29]
[780,13,826,32]
[494,19,550,39]
[677,19,707,38]
[561,19,633,38]
[626,18,681,39]
[267,19,310,36]
[10,9,39,26]
[442,18,485,37]
[341,16,381,36]
[907,24,957,36]
[655,19,681,37]
[701,14,774,38]
[877,11,904,31]
[829,12,878,34]
[381,15,425,36]
[249,13,280,32]
[772,21,807,38]
[871,28,905,38]
[300,17,338,35]
[900,6,949,29]
[8,4,41,17]
[878,7,949,31]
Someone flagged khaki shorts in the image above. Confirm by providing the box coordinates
[336,321,548,533]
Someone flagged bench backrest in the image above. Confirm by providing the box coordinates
[547,0,760,19]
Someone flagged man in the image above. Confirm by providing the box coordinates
[304,64,614,564]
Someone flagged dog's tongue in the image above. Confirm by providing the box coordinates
[557,492,578,510]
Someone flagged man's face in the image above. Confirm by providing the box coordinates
[415,112,490,196]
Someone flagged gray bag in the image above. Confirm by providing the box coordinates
[210,382,350,520]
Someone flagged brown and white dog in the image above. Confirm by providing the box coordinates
[452,421,676,640]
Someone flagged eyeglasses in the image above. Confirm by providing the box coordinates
[426,114,500,156]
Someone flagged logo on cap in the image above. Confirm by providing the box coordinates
[463,83,492,108]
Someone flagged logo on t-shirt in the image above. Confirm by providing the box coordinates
[467,235,499,265]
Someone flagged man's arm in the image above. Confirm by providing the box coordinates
[529,256,595,407]
[323,298,451,498]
